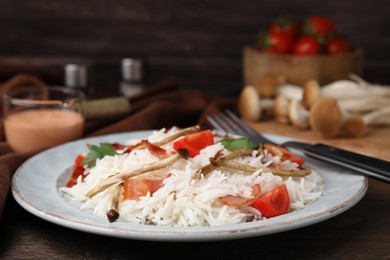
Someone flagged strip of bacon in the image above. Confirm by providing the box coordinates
[219,184,262,207]
[142,140,173,158]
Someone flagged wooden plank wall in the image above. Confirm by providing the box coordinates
[0,0,389,97]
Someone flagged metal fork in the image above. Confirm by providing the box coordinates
[206,109,390,183]
[206,109,274,144]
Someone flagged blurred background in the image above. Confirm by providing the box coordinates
[0,0,389,97]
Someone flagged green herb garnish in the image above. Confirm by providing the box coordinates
[81,143,117,168]
[221,137,259,151]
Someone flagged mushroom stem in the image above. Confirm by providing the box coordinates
[288,99,310,129]
[321,78,390,99]
[362,106,390,125]
[343,106,390,137]
[273,95,291,124]
[276,84,303,101]
[338,96,390,114]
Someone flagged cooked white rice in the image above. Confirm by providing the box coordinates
[61,128,322,227]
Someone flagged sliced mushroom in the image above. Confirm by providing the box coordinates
[197,148,253,176]
[140,125,200,149]
[198,148,311,177]
[86,152,187,198]
[216,160,311,177]
[106,183,123,223]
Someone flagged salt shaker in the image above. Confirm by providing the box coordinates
[64,64,92,98]
[63,63,131,119]
[119,58,145,98]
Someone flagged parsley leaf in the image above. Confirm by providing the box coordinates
[221,138,259,151]
[81,143,117,168]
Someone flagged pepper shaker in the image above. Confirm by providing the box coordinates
[119,58,145,98]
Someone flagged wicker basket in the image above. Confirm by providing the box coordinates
[243,45,363,87]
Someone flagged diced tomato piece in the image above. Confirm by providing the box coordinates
[147,179,165,194]
[173,130,214,158]
[220,184,262,207]
[252,184,290,218]
[65,154,87,188]
[173,140,199,158]
[265,143,305,166]
[123,178,165,201]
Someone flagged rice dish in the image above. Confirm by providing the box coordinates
[61,127,322,227]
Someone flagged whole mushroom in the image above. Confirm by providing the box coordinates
[309,97,343,138]
[238,85,274,121]
[254,73,285,98]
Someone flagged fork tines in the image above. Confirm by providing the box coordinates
[206,109,270,143]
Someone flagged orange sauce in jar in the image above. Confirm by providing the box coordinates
[3,109,84,153]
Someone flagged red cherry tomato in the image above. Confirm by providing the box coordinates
[303,15,335,37]
[252,184,290,218]
[258,32,294,54]
[327,37,349,54]
[173,130,214,158]
[293,36,320,55]
[270,16,301,40]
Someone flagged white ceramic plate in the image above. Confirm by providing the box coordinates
[11,131,368,242]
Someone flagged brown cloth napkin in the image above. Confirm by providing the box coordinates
[0,74,236,220]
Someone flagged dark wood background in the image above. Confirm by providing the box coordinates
[0,0,389,97]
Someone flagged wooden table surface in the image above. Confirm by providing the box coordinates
[1,122,389,260]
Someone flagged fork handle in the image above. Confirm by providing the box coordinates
[303,143,390,182]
